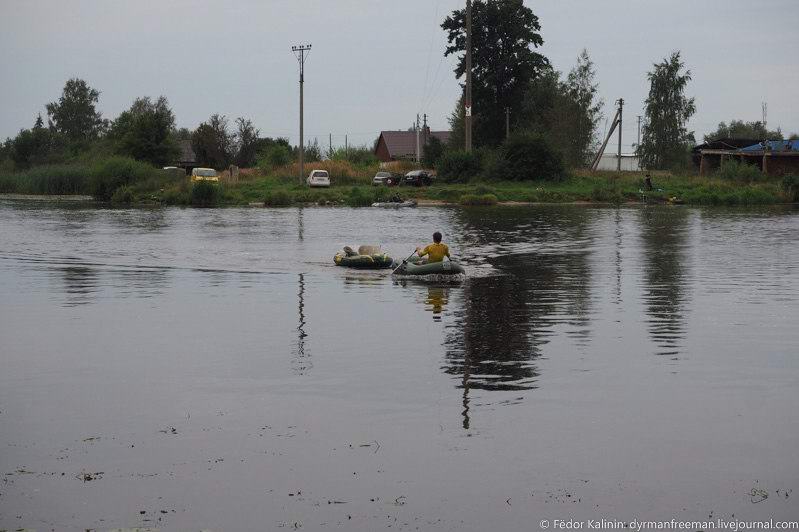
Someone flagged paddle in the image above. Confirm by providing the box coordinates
[392,249,417,274]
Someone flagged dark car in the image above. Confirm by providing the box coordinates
[403,170,433,187]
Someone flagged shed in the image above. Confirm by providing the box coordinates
[698,139,799,176]
[374,130,451,162]
[175,140,198,172]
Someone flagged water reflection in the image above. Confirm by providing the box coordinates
[110,267,170,299]
[441,206,598,428]
[638,207,691,357]
[425,286,450,321]
[292,273,312,375]
[57,265,99,307]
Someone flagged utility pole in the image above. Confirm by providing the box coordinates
[329,133,332,158]
[464,0,473,153]
[415,114,421,163]
[345,134,348,155]
[616,98,624,172]
[292,44,311,185]
[637,115,641,148]
[590,98,624,172]
[505,107,510,139]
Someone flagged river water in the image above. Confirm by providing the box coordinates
[1,200,797,531]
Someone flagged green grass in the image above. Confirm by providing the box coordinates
[2,163,793,207]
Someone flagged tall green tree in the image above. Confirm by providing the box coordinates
[517,50,603,168]
[442,0,549,147]
[46,78,106,143]
[564,49,604,166]
[109,96,178,167]
[191,114,234,169]
[637,52,696,170]
[9,114,58,168]
[704,120,782,143]
[233,117,260,168]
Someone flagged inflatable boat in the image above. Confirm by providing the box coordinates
[392,259,465,276]
[334,245,394,269]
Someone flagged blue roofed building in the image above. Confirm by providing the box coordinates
[697,138,799,176]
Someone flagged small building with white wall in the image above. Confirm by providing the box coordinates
[595,153,641,171]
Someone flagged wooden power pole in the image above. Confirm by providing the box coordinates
[590,98,625,172]
[292,44,311,185]
[616,98,623,172]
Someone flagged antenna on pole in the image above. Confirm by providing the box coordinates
[292,44,312,185]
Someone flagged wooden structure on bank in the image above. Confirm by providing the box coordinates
[697,139,799,176]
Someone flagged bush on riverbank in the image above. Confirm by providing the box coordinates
[715,159,763,182]
[460,193,498,206]
[189,180,221,207]
[438,151,483,183]
[0,164,89,195]
[486,133,565,182]
[264,189,292,206]
[87,156,159,201]
[781,175,799,202]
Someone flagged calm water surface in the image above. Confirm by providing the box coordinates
[1,200,797,531]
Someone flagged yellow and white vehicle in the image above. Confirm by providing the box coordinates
[190,168,219,182]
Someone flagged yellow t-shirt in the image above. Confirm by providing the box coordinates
[420,243,450,263]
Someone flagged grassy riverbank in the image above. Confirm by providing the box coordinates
[1,159,797,207]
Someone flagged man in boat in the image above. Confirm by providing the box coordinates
[416,232,450,263]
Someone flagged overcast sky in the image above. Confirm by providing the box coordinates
[1,0,797,153]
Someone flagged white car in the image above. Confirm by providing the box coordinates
[307,169,330,187]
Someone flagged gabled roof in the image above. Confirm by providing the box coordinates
[377,130,451,159]
[178,139,196,164]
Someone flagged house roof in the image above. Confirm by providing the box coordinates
[740,140,798,152]
[178,139,196,164]
[692,138,760,153]
[378,130,451,159]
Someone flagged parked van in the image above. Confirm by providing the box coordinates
[191,168,219,182]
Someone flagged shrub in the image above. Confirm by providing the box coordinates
[2,164,90,195]
[422,136,445,168]
[781,175,798,202]
[590,185,624,204]
[346,186,373,207]
[459,193,498,206]
[190,180,221,207]
[715,159,762,182]
[110,185,134,204]
[88,156,157,200]
[161,187,188,206]
[487,133,565,182]
[0,174,20,193]
[330,145,378,167]
[264,189,293,206]
[437,150,482,183]
[259,144,292,171]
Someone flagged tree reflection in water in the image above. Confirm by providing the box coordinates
[638,207,691,357]
[442,206,596,429]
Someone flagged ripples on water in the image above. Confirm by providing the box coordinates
[1,200,798,528]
